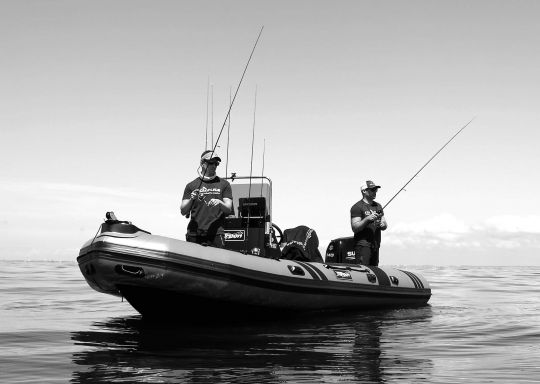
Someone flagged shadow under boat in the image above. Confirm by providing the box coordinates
[70,306,434,384]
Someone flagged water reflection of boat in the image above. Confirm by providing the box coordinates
[70,308,434,383]
[77,177,431,319]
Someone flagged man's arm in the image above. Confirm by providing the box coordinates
[222,197,233,215]
[180,198,192,216]
[351,212,380,233]
[180,188,199,216]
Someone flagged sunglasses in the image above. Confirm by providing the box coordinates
[205,161,220,166]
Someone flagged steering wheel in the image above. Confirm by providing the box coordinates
[271,223,284,245]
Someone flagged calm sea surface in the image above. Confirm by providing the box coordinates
[1,260,539,384]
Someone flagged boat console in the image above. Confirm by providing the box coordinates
[223,176,282,258]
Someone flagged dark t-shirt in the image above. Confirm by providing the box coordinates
[350,200,384,248]
[183,177,232,235]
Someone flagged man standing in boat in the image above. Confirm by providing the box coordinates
[181,150,233,247]
[350,180,388,266]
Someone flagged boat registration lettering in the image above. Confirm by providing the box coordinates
[333,270,352,280]
[224,230,246,241]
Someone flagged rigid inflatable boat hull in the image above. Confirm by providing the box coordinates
[78,230,431,319]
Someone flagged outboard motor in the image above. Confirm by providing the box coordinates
[325,236,356,264]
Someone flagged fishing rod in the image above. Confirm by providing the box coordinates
[260,138,266,197]
[211,84,214,148]
[225,87,232,178]
[195,26,264,188]
[383,117,476,210]
[248,86,257,200]
[243,86,258,253]
[204,77,209,150]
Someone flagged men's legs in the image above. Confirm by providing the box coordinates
[210,234,225,248]
[355,245,372,265]
[204,225,224,248]
[186,232,214,246]
[370,247,379,266]
[187,230,224,248]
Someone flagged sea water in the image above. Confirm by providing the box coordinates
[1,260,539,383]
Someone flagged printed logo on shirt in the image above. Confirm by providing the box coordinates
[199,186,221,195]
[196,186,224,206]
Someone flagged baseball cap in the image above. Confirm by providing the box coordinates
[200,150,222,163]
[361,180,381,191]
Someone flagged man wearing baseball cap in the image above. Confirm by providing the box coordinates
[180,150,233,247]
[350,180,388,266]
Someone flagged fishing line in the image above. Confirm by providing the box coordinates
[383,117,476,209]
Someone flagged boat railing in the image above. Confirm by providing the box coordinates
[225,176,272,223]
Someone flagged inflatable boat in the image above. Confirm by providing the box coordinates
[77,177,431,319]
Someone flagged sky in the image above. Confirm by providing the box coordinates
[1,0,539,265]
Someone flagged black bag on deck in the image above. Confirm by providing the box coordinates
[281,225,324,263]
